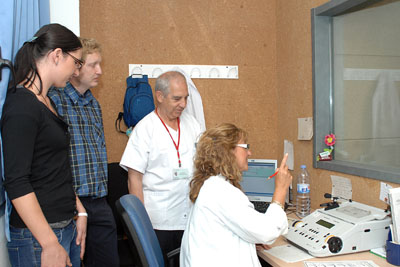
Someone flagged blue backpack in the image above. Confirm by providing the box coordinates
[116,75,155,133]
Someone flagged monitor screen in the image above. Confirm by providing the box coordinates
[240,159,277,202]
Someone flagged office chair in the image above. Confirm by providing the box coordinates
[116,194,180,267]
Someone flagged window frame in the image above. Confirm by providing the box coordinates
[312,0,400,183]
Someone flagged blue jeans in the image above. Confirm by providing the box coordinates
[7,220,80,267]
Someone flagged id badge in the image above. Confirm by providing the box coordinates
[173,168,189,180]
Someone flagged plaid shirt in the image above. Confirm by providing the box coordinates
[49,83,108,198]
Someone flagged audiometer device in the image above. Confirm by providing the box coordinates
[285,201,391,257]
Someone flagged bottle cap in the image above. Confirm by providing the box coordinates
[301,165,306,169]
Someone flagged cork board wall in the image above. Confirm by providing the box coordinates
[80,0,279,163]
[80,0,400,209]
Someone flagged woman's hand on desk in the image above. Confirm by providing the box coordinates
[256,244,271,251]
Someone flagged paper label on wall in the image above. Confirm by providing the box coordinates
[380,182,393,203]
[331,175,352,200]
[283,140,294,170]
[298,117,313,140]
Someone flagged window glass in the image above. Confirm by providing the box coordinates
[332,1,400,170]
[312,0,400,182]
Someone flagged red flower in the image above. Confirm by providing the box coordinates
[325,134,336,146]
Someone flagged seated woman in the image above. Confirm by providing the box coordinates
[180,123,292,267]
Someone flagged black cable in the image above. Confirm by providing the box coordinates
[115,112,126,134]
[0,46,16,91]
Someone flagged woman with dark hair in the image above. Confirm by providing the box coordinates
[180,123,293,267]
[1,23,87,267]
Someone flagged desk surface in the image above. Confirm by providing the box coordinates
[258,236,393,266]
[258,212,394,267]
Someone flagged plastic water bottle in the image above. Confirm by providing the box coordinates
[296,165,311,218]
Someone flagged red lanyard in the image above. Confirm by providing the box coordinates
[155,109,181,168]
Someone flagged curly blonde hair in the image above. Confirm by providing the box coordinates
[189,123,248,203]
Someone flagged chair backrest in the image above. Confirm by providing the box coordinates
[116,194,165,267]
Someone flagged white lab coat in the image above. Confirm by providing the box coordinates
[173,67,206,132]
[120,111,201,230]
[180,175,288,267]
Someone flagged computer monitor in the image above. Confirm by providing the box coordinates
[240,159,277,202]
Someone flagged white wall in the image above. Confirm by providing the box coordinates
[49,0,80,36]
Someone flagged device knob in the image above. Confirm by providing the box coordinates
[292,220,304,228]
[327,236,343,254]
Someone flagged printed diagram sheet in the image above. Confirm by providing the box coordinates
[263,244,313,263]
[303,260,379,267]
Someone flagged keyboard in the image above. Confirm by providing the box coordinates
[252,201,270,213]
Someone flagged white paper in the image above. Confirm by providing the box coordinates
[263,244,313,263]
[304,260,379,267]
[298,117,313,140]
[331,175,352,200]
[389,187,400,243]
[370,246,386,258]
[380,182,393,203]
[284,140,294,170]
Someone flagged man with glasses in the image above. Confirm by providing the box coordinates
[48,38,119,267]
[120,71,202,266]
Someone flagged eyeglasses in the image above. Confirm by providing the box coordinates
[64,52,84,69]
[236,144,250,150]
